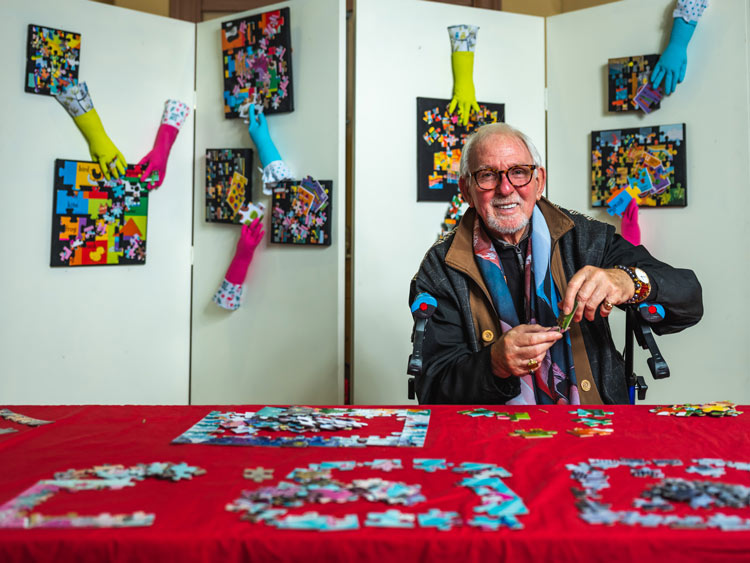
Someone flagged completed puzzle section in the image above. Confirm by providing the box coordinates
[51,159,151,267]
[25,24,81,96]
[205,148,258,224]
[271,177,331,246]
[591,123,687,209]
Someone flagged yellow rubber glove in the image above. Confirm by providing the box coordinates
[449,51,480,127]
[73,109,126,180]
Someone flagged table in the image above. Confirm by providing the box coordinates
[1,404,749,562]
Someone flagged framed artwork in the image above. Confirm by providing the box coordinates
[416,97,505,202]
[221,7,293,118]
[205,148,259,224]
[26,24,81,96]
[591,124,687,209]
[607,54,660,113]
[51,160,151,267]
[270,177,331,246]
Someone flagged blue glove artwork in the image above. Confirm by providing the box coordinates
[650,17,696,95]
[247,105,281,167]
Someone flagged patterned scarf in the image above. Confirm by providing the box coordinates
[472,206,580,405]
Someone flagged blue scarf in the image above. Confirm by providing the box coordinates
[472,206,580,405]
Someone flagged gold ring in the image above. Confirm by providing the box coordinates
[527,358,539,372]
[603,301,614,311]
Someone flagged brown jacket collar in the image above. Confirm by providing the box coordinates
[445,197,574,278]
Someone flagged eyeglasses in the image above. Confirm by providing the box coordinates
[471,165,537,191]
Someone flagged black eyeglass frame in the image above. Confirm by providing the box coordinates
[471,164,538,191]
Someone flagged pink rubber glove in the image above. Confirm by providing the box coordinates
[139,100,189,189]
[225,217,265,285]
[621,199,641,245]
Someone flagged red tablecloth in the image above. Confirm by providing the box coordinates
[1,404,749,562]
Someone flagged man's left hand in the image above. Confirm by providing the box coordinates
[560,266,634,322]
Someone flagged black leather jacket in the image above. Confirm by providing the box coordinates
[410,200,703,405]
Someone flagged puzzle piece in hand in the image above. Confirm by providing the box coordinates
[510,428,557,439]
[244,466,274,482]
[413,459,451,472]
[568,427,614,438]
[365,509,416,528]
[417,508,461,531]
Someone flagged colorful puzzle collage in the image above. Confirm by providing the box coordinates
[51,160,155,267]
[416,97,505,202]
[271,177,332,245]
[591,123,687,213]
[607,54,662,113]
[221,8,293,117]
[205,148,265,224]
[25,24,80,96]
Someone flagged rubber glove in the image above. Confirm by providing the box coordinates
[247,105,281,168]
[621,199,641,246]
[225,217,265,285]
[651,17,696,95]
[138,100,190,189]
[55,82,126,180]
[447,25,480,127]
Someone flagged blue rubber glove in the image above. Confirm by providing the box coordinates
[247,105,282,167]
[651,17,697,95]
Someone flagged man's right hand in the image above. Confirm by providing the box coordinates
[490,324,562,378]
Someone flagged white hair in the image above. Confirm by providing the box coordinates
[459,123,543,180]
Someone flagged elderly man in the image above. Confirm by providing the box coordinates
[410,123,702,405]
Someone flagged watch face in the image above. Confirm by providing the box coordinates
[633,267,649,284]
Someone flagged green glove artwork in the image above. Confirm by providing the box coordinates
[447,25,480,127]
[56,82,126,180]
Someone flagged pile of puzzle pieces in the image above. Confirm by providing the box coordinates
[649,401,743,417]
[568,457,750,531]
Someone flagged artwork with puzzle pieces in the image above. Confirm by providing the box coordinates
[221,7,293,118]
[271,178,332,246]
[607,54,660,112]
[25,24,80,96]
[51,159,151,267]
[416,97,505,202]
[205,148,258,224]
[591,123,687,209]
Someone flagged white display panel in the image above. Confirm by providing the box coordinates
[547,0,750,403]
[353,0,546,404]
[191,0,347,404]
[0,0,195,404]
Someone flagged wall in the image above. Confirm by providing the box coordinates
[352,0,546,404]
[0,0,195,403]
[547,0,750,403]
[190,0,347,404]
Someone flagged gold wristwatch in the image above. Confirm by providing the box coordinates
[614,265,651,304]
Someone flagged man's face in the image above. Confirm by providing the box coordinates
[459,134,546,245]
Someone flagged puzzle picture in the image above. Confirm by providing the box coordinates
[171,406,430,447]
[221,7,293,118]
[416,97,505,202]
[271,177,331,246]
[51,160,152,267]
[205,148,260,224]
[607,54,660,113]
[568,457,750,531]
[25,24,80,96]
[591,123,687,209]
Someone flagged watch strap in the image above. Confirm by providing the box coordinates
[614,265,651,304]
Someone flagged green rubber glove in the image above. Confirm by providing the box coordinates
[449,51,480,126]
[73,109,126,180]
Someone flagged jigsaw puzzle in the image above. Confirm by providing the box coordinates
[25,24,80,96]
[205,148,260,224]
[221,8,293,118]
[270,177,331,246]
[417,97,505,202]
[51,159,152,267]
[591,123,687,209]
[607,54,660,113]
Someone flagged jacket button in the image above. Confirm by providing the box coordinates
[581,380,591,392]
[481,330,494,342]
